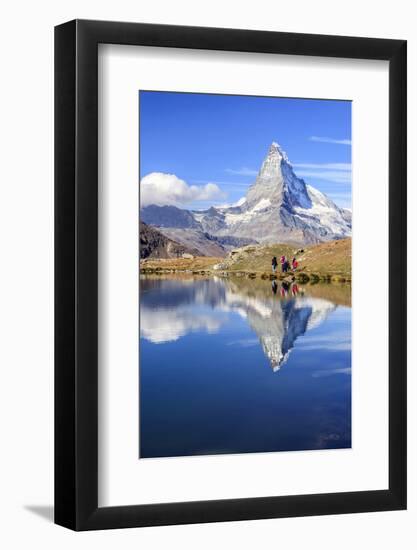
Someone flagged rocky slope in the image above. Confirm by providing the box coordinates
[139,221,200,259]
[156,227,227,257]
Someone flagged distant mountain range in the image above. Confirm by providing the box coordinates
[140,142,351,257]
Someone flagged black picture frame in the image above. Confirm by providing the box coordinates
[55,19,407,531]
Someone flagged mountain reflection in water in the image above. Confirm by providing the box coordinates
[139,276,351,458]
[140,277,342,371]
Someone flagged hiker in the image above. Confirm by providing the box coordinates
[272,256,278,273]
[271,280,278,295]
[283,259,289,273]
[280,255,286,273]
[292,257,298,271]
[291,282,299,296]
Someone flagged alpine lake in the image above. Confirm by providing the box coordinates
[139,274,351,459]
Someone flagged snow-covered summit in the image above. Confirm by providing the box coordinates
[245,141,311,212]
[270,141,290,164]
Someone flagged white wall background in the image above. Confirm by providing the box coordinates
[0,0,415,548]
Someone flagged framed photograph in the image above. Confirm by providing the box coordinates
[55,20,407,530]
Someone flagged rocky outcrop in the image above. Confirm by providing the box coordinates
[156,227,228,257]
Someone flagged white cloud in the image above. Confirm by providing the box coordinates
[309,136,352,145]
[225,167,258,176]
[140,172,225,207]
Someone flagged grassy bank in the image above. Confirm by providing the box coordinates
[140,256,221,273]
[140,238,351,283]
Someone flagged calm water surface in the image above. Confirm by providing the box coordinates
[139,276,351,458]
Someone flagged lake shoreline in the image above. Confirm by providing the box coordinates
[140,261,351,284]
[140,267,350,283]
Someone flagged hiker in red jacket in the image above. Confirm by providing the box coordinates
[280,255,286,273]
[292,257,298,271]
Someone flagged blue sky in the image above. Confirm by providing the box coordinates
[139,91,352,209]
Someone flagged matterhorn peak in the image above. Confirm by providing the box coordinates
[269,141,290,164]
[256,142,285,182]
